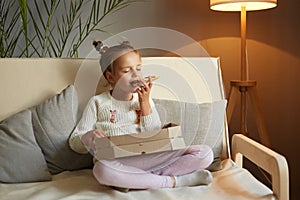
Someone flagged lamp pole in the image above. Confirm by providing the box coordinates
[240,6,248,134]
[241,6,247,81]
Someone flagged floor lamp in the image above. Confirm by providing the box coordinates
[210,0,277,147]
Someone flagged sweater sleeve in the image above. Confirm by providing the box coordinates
[69,96,98,154]
[140,98,162,132]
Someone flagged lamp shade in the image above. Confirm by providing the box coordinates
[210,0,277,11]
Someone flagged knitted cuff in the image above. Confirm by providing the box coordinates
[69,135,89,154]
[140,114,153,127]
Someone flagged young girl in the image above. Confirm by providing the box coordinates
[69,41,214,190]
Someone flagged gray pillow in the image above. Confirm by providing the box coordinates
[153,99,227,171]
[0,109,51,183]
[31,85,93,174]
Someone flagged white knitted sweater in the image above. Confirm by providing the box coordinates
[69,91,162,154]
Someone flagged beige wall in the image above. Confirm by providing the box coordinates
[83,0,299,198]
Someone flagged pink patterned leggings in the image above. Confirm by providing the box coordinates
[93,144,213,189]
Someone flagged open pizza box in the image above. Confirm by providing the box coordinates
[94,123,187,160]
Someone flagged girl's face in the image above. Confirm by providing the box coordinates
[106,51,142,94]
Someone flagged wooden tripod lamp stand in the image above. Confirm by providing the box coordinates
[210,0,277,147]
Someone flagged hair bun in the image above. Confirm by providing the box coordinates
[121,41,133,48]
[93,41,109,54]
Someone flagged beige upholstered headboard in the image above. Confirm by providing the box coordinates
[0,57,224,120]
[0,58,86,121]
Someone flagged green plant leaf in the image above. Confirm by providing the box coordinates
[18,0,29,57]
[1,0,136,57]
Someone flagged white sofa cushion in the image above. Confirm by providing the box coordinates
[0,159,274,200]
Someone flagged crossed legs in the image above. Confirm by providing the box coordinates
[93,144,213,189]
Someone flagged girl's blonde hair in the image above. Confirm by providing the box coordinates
[93,41,140,79]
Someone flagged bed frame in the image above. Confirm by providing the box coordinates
[0,57,289,200]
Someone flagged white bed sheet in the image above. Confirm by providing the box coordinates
[0,159,274,200]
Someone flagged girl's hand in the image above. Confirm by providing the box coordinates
[81,130,107,153]
[137,76,152,116]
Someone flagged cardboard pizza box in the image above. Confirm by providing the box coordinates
[94,123,186,160]
[95,123,181,148]
[94,137,186,160]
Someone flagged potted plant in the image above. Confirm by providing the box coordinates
[0,0,134,58]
